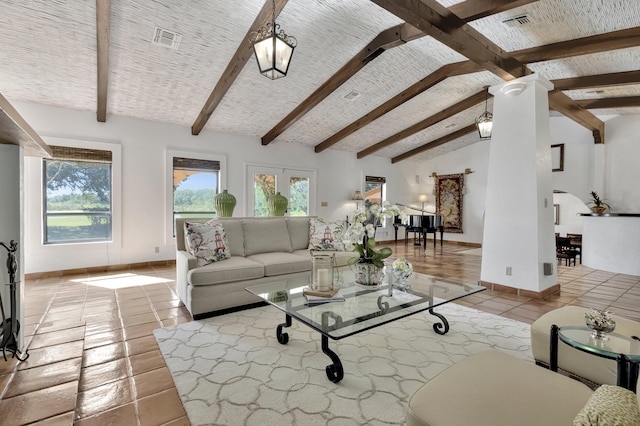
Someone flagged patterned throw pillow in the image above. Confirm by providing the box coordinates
[184,219,231,266]
[573,385,640,426]
[308,218,346,251]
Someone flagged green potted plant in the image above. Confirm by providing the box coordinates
[588,191,610,214]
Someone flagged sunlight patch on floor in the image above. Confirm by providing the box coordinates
[70,273,173,289]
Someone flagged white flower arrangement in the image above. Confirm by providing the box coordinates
[391,258,413,281]
[344,201,401,268]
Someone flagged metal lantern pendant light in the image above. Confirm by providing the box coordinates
[250,0,297,80]
[476,86,493,139]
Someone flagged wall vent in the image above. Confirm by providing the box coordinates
[153,27,182,50]
[501,14,531,27]
[343,90,361,101]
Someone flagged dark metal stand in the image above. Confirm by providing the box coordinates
[276,314,292,344]
[322,335,344,383]
[276,312,345,383]
[429,309,450,335]
[428,284,450,335]
[0,240,28,362]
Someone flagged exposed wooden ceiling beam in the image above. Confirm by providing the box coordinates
[191,0,289,136]
[261,23,423,145]
[572,96,640,109]
[551,70,640,91]
[369,0,604,144]
[358,90,488,158]
[96,0,110,123]
[262,0,533,145]
[315,61,483,153]
[512,26,640,64]
[548,91,605,142]
[449,0,538,21]
[370,0,526,80]
[392,124,477,163]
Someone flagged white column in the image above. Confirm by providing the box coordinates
[0,144,25,351]
[481,74,557,293]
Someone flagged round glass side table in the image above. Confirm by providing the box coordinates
[550,324,640,391]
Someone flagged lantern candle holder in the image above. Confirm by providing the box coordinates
[312,253,334,292]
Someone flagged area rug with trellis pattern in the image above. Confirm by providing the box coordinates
[154,302,531,425]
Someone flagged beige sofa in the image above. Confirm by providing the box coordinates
[175,216,355,318]
[406,350,640,426]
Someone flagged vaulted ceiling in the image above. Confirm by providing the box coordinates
[1,0,639,163]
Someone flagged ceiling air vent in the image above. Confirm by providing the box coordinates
[501,14,531,27]
[343,90,361,101]
[153,27,182,50]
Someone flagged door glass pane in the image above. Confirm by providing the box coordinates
[254,173,276,217]
[289,177,309,216]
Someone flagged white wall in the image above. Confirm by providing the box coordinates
[548,116,594,198]
[603,115,640,212]
[9,99,640,274]
[553,192,590,236]
[417,140,491,244]
[12,101,423,274]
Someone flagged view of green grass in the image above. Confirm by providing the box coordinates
[48,216,93,227]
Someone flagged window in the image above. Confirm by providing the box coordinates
[365,176,385,207]
[365,175,386,224]
[247,165,316,217]
[43,146,113,244]
[173,157,219,226]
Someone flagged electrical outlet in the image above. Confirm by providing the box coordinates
[154,246,160,254]
[320,201,328,207]
[506,266,512,276]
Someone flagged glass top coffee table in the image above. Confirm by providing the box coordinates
[550,325,640,391]
[246,270,485,383]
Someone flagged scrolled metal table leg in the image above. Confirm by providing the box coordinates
[276,314,292,344]
[429,308,450,335]
[322,335,344,383]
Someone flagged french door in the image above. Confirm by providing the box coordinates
[246,165,316,217]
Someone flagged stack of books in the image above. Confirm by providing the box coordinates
[303,287,345,305]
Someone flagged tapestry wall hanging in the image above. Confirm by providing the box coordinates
[435,173,464,233]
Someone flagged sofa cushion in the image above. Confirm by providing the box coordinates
[242,218,292,256]
[406,350,593,426]
[247,252,311,276]
[308,218,346,251]
[188,256,264,286]
[217,218,245,256]
[287,217,311,251]
[184,220,231,266]
[573,385,640,426]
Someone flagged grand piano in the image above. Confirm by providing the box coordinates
[393,213,444,249]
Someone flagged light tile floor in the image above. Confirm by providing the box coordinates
[0,242,638,424]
